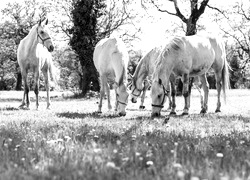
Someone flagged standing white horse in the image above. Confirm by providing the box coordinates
[94,37,129,116]
[130,46,203,112]
[18,18,56,110]
[151,35,230,117]
[130,47,174,110]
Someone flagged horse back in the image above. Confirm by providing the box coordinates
[94,37,128,84]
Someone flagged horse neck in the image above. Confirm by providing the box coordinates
[26,26,39,52]
[133,56,148,85]
[155,53,173,87]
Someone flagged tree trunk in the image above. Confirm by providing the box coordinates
[176,18,197,95]
[80,66,89,96]
[15,72,22,90]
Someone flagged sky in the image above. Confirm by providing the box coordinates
[0,0,246,52]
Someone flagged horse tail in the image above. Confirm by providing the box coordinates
[221,58,230,103]
[48,58,58,85]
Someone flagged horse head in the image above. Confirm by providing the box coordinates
[116,83,129,116]
[37,18,54,52]
[151,78,169,117]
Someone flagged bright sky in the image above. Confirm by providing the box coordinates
[0,0,246,52]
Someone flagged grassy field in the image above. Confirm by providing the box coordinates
[0,89,250,180]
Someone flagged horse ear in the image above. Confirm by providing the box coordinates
[45,18,48,25]
[38,19,42,26]
[158,78,162,85]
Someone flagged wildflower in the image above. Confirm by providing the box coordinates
[131,135,136,141]
[177,170,185,179]
[93,148,102,153]
[173,163,182,169]
[116,140,121,146]
[216,153,223,158]
[146,161,154,166]
[122,157,129,162]
[16,144,21,148]
[174,142,178,146]
[3,143,8,148]
[8,138,12,143]
[135,152,141,156]
[190,177,199,180]
[139,157,143,161]
[21,157,25,161]
[28,147,32,151]
[113,149,118,154]
[106,162,116,168]
[64,136,71,141]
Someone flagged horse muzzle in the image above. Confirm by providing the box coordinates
[151,111,161,118]
[118,112,126,116]
[48,45,54,52]
[131,97,137,103]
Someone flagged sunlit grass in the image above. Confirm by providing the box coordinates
[0,89,250,179]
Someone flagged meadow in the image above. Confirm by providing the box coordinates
[0,89,250,180]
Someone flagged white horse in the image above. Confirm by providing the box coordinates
[130,46,203,113]
[17,19,56,110]
[93,37,129,116]
[130,47,174,110]
[151,35,230,117]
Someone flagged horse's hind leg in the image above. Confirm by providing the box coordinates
[34,70,40,110]
[42,70,51,109]
[182,74,191,115]
[98,76,106,113]
[19,70,30,109]
[199,74,209,114]
[105,82,112,110]
[139,81,148,109]
[214,71,222,113]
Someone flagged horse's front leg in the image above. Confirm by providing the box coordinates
[34,70,40,110]
[43,70,51,109]
[182,74,191,115]
[169,74,176,115]
[139,82,148,109]
[199,75,209,114]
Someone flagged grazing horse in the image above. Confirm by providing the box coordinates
[17,19,55,110]
[151,35,230,117]
[130,46,174,110]
[93,37,129,116]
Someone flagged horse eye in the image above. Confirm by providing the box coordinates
[40,31,44,34]
[158,94,161,98]
[116,94,119,97]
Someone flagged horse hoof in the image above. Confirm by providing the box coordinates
[182,112,189,116]
[169,111,176,115]
[215,109,221,113]
[139,105,145,109]
[200,109,207,114]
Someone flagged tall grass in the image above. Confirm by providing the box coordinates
[0,90,250,180]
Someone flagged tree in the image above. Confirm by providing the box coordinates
[68,0,139,96]
[208,1,250,88]
[142,0,210,94]
[0,0,47,90]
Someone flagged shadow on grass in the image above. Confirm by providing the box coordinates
[0,106,20,111]
[56,111,124,119]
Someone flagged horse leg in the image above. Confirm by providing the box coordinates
[139,81,148,109]
[169,74,176,115]
[19,70,28,108]
[105,82,112,110]
[182,74,190,115]
[34,69,40,110]
[199,74,209,114]
[215,71,222,113]
[42,70,51,109]
[98,76,105,113]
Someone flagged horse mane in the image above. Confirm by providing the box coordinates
[153,36,183,80]
[118,66,126,86]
